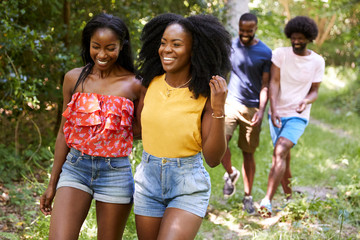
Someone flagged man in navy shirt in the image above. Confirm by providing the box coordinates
[221,13,272,214]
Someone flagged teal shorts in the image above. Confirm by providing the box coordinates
[268,116,308,146]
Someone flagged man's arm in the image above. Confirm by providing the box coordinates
[296,82,321,113]
[269,63,281,128]
[251,71,269,126]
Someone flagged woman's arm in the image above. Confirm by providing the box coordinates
[131,77,145,140]
[133,85,147,140]
[201,75,227,168]
[40,69,78,216]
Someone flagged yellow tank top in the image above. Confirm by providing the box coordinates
[141,74,208,158]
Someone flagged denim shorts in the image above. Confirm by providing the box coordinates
[134,151,211,218]
[57,148,134,204]
[268,115,308,146]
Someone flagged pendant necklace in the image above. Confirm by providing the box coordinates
[164,77,192,97]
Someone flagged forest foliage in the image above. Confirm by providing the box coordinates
[1,1,360,239]
[0,0,359,182]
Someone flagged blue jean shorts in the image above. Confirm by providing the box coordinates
[134,151,211,218]
[268,115,308,146]
[56,148,134,204]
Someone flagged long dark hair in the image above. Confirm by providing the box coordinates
[137,13,232,98]
[72,13,134,94]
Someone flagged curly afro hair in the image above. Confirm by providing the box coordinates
[284,16,318,41]
[137,13,232,98]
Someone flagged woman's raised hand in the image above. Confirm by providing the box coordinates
[209,75,227,116]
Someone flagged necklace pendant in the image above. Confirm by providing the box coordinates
[164,76,192,98]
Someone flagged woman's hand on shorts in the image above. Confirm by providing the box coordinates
[40,186,56,216]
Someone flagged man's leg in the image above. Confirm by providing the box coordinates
[221,136,240,198]
[266,137,293,200]
[241,151,256,214]
[221,135,234,174]
[281,151,292,199]
[222,100,238,176]
[237,105,260,213]
[242,151,255,196]
[259,137,293,217]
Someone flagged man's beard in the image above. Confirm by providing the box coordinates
[292,42,307,54]
[240,34,255,45]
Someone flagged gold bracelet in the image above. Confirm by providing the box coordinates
[211,113,225,119]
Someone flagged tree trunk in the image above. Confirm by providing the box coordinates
[54,0,70,134]
[63,0,70,47]
[279,0,291,20]
[226,0,249,37]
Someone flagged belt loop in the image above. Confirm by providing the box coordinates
[177,158,180,167]
[145,152,150,163]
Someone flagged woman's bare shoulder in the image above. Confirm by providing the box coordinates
[64,67,83,82]
[63,67,84,94]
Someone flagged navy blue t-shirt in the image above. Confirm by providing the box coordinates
[227,38,272,108]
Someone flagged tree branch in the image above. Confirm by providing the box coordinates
[279,0,291,20]
[317,14,336,47]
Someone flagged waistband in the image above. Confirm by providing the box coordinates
[142,151,202,167]
[70,148,128,160]
[268,115,308,124]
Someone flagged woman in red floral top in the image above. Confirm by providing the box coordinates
[40,13,141,239]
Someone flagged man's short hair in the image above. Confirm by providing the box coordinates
[239,13,258,25]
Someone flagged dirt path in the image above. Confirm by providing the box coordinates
[310,117,355,140]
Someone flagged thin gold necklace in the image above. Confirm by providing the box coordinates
[164,77,192,97]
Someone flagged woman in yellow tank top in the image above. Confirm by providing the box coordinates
[134,13,232,239]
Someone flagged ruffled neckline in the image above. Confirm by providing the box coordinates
[63,92,134,127]
[71,92,133,102]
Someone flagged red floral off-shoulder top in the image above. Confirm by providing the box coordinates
[62,92,134,157]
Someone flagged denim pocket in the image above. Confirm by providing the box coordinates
[106,157,131,171]
[65,152,81,166]
[197,165,211,189]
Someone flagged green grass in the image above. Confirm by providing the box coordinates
[1,66,360,239]
[197,67,360,239]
